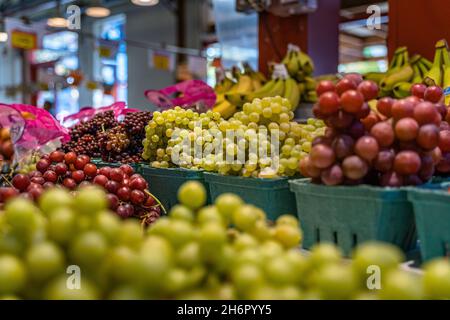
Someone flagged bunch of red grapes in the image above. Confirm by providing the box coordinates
[301,74,450,187]
[63,111,119,158]
[63,111,152,164]
[97,112,152,164]
[0,151,161,225]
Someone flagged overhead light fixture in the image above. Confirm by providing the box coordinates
[47,0,68,28]
[47,17,69,28]
[131,0,159,6]
[86,7,111,18]
[86,0,111,18]
[0,32,7,42]
[0,19,7,43]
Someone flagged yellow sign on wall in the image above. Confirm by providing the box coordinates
[153,53,170,71]
[11,30,37,50]
[99,47,113,58]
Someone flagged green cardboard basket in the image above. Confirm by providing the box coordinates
[289,179,417,256]
[140,165,210,211]
[407,187,450,262]
[204,173,297,221]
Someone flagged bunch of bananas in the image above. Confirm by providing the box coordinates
[281,47,318,104]
[213,46,318,120]
[213,64,268,119]
[376,47,432,98]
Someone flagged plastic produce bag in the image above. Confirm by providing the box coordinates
[62,107,96,127]
[0,104,70,165]
[145,80,216,111]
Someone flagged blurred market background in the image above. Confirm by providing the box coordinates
[0,0,392,119]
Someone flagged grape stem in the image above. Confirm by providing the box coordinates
[144,189,167,215]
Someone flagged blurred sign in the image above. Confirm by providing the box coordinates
[149,50,175,71]
[97,39,119,59]
[11,30,38,50]
[5,17,46,50]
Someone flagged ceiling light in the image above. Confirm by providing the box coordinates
[86,0,111,18]
[0,19,7,43]
[0,32,8,43]
[86,7,111,18]
[47,17,69,28]
[131,0,159,6]
[47,0,68,28]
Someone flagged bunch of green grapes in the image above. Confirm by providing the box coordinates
[142,108,221,168]
[1,181,450,300]
[233,97,325,176]
[157,97,324,177]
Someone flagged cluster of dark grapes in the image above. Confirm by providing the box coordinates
[63,111,152,164]
[100,126,130,154]
[0,150,161,224]
[63,111,119,157]
[124,112,153,135]
[301,75,450,187]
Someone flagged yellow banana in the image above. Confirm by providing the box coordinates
[235,75,253,92]
[297,82,306,96]
[283,78,301,110]
[293,70,306,82]
[242,61,265,91]
[251,78,262,91]
[286,51,301,76]
[304,76,317,91]
[215,93,225,104]
[419,57,433,70]
[441,44,450,105]
[364,72,386,84]
[224,75,253,106]
[245,79,285,102]
[423,40,447,87]
[409,55,423,84]
[254,71,267,83]
[213,100,237,119]
[298,51,315,75]
[416,61,430,78]
[412,64,423,84]
[303,90,318,103]
[380,64,414,92]
[388,48,403,70]
[386,47,408,76]
[393,82,413,99]
[214,77,235,94]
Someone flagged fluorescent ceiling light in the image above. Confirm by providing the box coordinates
[131,0,159,6]
[47,17,69,28]
[0,32,8,42]
[86,6,111,18]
